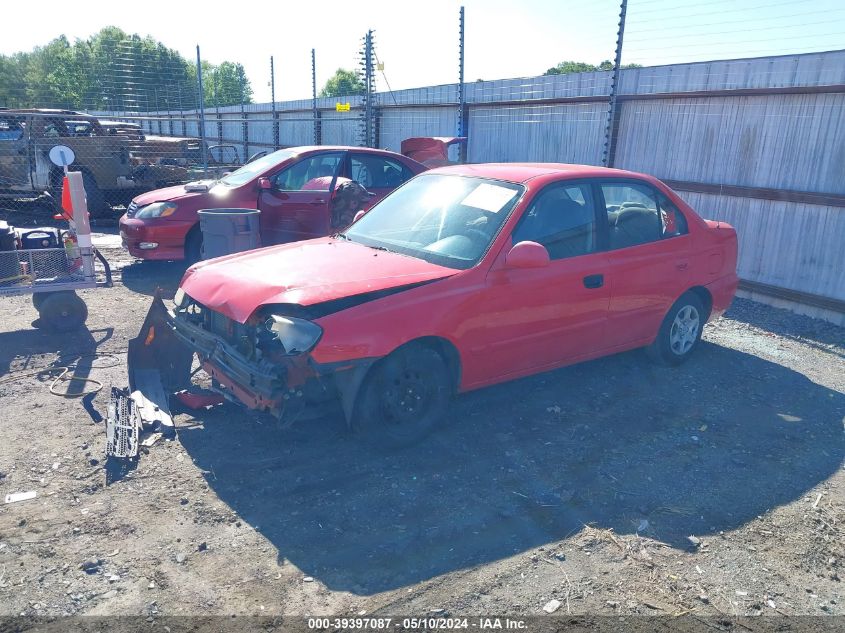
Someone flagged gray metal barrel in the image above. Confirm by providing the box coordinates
[197,208,261,260]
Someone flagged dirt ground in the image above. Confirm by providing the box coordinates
[0,234,843,621]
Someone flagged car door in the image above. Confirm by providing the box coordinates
[258,151,345,246]
[473,181,611,382]
[348,152,415,207]
[599,180,692,349]
[0,116,31,191]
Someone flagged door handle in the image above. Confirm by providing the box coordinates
[676,262,688,271]
[311,199,326,205]
[583,274,604,289]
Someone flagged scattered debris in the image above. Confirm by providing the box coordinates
[303,576,314,583]
[141,432,163,448]
[687,535,702,548]
[5,491,37,504]
[543,599,561,613]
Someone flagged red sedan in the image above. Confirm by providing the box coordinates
[119,146,426,261]
[132,163,738,445]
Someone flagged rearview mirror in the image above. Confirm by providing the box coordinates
[505,241,550,269]
[257,177,272,190]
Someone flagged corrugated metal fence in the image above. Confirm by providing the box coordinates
[97,49,845,324]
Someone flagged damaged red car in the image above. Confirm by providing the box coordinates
[130,164,738,445]
[119,146,426,262]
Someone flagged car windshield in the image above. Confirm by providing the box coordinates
[219,148,299,186]
[344,174,524,269]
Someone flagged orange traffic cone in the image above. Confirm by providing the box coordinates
[53,175,74,221]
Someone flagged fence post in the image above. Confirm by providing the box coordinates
[239,71,249,162]
[360,31,375,148]
[195,45,208,173]
[457,5,467,162]
[602,0,627,167]
[312,48,319,145]
[270,56,279,150]
[213,70,223,149]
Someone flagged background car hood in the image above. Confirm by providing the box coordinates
[132,181,219,205]
[180,238,457,323]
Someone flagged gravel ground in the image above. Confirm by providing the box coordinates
[0,243,842,621]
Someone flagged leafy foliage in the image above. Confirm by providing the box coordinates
[544,60,642,75]
[0,27,252,111]
[319,69,366,98]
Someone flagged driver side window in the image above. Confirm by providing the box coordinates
[273,152,343,191]
[512,183,596,260]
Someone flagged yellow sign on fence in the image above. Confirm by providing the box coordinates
[335,102,351,112]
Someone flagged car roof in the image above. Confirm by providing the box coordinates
[293,145,407,157]
[426,163,653,184]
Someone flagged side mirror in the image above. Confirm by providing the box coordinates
[505,241,550,269]
[353,210,367,223]
[257,177,272,190]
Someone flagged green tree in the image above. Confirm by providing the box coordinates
[0,27,252,111]
[544,60,642,75]
[319,68,365,98]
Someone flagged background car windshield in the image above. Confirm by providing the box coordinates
[219,148,298,186]
[345,174,524,269]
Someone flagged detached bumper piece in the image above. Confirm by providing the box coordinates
[125,293,193,437]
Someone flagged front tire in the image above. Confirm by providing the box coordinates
[184,226,203,264]
[647,292,704,366]
[352,344,452,448]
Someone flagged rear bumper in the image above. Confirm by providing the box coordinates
[705,273,739,320]
[119,216,193,260]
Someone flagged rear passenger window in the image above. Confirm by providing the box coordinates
[351,154,413,189]
[657,193,689,238]
[512,183,596,260]
[602,183,661,249]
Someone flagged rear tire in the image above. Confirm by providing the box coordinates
[80,171,110,218]
[352,344,452,449]
[38,291,88,332]
[647,292,704,366]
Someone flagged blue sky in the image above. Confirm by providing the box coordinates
[4,0,844,102]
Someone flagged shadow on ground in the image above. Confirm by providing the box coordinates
[0,325,115,422]
[177,341,845,595]
[119,260,186,297]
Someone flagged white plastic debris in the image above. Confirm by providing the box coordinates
[5,491,37,504]
[543,599,561,613]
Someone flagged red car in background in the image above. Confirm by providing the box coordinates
[119,146,426,261]
[132,163,738,446]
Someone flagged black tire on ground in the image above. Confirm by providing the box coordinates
[352,343,453,449]
[37,291,88,332]
[646,291,705,366]
[80,171,110,218]
[184,226,203,264]
[32,292,50,311]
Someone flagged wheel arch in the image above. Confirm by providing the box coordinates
[686,285,713,322]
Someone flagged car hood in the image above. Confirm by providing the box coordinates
[132,181,219,205]
[180,238,458,323]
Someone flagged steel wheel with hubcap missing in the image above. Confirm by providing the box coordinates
[647,292,706,366]
[353,344,452,448]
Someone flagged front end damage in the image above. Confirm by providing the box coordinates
[122,293,373,440]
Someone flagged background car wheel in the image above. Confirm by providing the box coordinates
[353,344,452,449]
[184,226,203,264]
[37,291,88,332]
[647,292,705,366]
[80,171,110,219]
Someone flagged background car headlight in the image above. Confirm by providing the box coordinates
[265,315,322,354]
[135,202,178,219]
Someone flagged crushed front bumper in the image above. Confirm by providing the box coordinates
[127,294,374,433]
